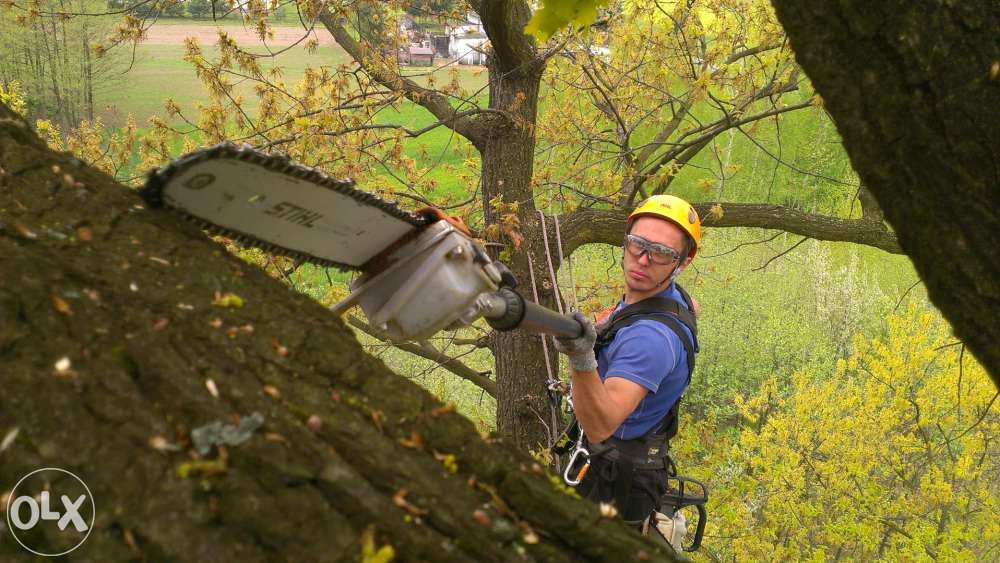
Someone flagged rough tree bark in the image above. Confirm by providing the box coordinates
[769,0,1000,386]
[475,0,562,455]
[0,104,676,561]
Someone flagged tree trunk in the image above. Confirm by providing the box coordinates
[0,103,676,562]
[82,26,94,123]
[769,0,1000,386]
[480,52,561,453]
[315,2,566,452]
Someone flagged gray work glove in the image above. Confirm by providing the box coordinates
[553,311,598,372]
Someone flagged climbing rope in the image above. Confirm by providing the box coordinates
[525,251,564,467]
[553,213,579,311]
[537,210,564,315]
[536,210,576,410]
[529,208,588,468]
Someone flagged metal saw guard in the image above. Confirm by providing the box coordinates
[331,220,585,342]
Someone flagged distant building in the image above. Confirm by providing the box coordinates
[400,44,435,66]
[431,35,450,57]
[410,46,435,66]
[447,12,489,65]
[449,32,489,65]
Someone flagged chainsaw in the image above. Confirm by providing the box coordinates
[139,143,584,342]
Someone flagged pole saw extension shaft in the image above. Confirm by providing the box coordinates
[479,287,584,339]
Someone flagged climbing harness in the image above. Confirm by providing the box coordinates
[552,285,709,551]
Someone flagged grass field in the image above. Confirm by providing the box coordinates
[97,43,351,128]
[96,22,487,198]
[97,22,847,215]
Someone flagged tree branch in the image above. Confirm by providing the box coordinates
[627,97,816,202]
[317,9,490,148]
[751,236,811,271]
[556,203,902,256]
[725,43,783,65]
[348,316,497,398]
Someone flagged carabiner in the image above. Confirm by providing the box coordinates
[563,446,590,486]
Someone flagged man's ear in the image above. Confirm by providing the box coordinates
[676,255,693,275]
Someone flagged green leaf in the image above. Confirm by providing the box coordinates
[524,0,611,42]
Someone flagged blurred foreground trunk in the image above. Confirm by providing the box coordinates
[0,102,675,562]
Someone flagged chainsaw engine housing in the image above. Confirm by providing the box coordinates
[352,221,501,341]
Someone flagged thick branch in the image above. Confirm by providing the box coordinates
[348,317,497,398]
[556,203,901,256]
[632,97,694,175]
[725,43,783,65]
[317,10,488,148]
[475,0,539,74]
[645,136,713,197]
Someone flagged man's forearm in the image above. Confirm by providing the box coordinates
[571,369,625,443]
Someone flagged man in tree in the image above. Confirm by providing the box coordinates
[555,195,700,542]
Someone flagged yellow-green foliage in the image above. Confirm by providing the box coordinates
[678,307,999,561]
[525,0,611,41]
[360,525,395,563]
[534,0,803,213]
[0,81,27,116]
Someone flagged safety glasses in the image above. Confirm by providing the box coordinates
[623,234,681,265]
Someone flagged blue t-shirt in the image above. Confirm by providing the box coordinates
[596,284,694,440]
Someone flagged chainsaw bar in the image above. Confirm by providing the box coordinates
[139,143,427,270]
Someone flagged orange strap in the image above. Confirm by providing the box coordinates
[594,304,616,327]
[416,207,473,237]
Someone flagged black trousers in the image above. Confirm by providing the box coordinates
[577,456,669,524]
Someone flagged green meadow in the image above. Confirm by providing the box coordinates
[98,22,839,217]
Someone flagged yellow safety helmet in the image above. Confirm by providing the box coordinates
[627,195,702,258]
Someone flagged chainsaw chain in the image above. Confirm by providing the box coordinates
[139,143,427,270]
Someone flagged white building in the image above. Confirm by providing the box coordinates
[448,12,489,65]
[449,33,489,65]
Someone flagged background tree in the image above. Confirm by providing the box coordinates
[766,0,1000,387]
[163,0,186,18]
[680,308,1000,560]
[0,0,124,130]
[186,0,215,19]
